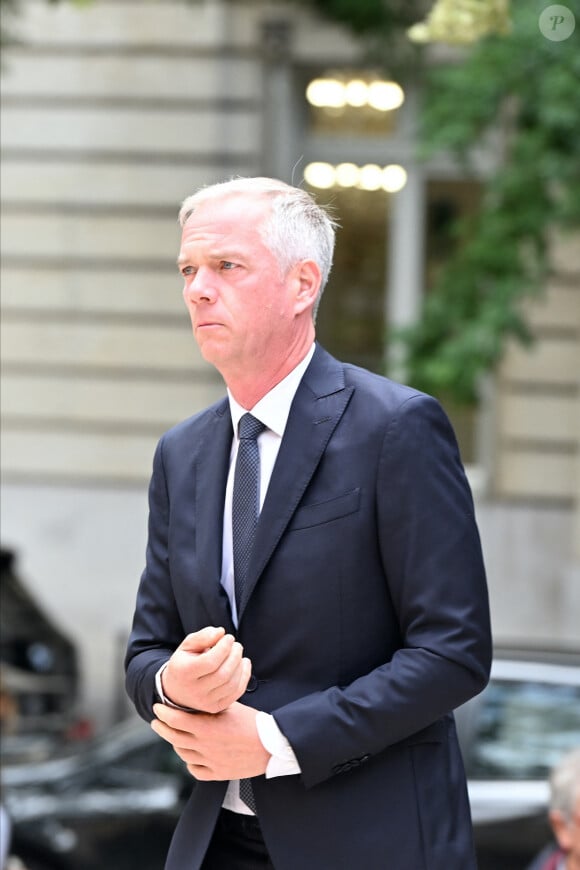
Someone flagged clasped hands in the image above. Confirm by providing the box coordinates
[151,626,270,781]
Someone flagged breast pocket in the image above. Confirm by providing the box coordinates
[288,488,361,531]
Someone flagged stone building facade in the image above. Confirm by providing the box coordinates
[1,0,578,728]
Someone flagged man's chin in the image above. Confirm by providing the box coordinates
[196,340,233,373]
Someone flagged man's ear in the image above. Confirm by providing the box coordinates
[292,259,322,314]
[549,809,573,851]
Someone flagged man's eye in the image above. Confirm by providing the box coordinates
[220,261,236,271]
[182,266,196,276]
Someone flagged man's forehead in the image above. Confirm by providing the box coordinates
[177,218,264,261]
[185,190,270,226]
[180,205,266,241]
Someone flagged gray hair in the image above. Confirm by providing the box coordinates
[550,747,580,818]
[178,177,338,315]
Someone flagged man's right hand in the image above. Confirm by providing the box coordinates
[161,626,251,714]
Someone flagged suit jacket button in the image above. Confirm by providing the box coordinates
[246,675,258,692]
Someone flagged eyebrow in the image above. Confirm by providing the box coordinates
[210,248,246,261]
[176,249,246,267]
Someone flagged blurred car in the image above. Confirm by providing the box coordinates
[1,547,82,765]
[2,715,188,870]
[2,646,579,869]
[456,645,580,870]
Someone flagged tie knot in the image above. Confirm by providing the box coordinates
[238,413,265,441]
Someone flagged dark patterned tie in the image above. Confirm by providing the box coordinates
[232,412,265,813]
[232,413,265,613]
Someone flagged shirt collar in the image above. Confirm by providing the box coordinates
[228,344,315,439]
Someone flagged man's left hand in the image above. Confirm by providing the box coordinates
[151,701,270,781]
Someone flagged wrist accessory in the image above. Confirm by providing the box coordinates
[154,662,200,713]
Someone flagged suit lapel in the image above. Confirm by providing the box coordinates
[194,400,236,632]
[238,346,354,619]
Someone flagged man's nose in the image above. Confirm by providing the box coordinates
[184,267,216,304]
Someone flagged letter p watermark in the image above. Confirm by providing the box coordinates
[539,5,576,40]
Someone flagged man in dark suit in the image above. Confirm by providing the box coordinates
[125,176,492,870]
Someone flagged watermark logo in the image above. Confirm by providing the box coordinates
[539,5,576,40]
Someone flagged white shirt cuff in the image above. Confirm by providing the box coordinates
[154,661,200,713]
[255,711,301,778]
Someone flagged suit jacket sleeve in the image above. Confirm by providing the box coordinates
[272,393,492,789]
[125,437,185,722]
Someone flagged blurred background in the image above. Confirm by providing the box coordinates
[0,1,578,868]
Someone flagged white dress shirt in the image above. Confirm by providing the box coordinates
[221,345,314,813]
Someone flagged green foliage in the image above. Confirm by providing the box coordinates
[296,0,429,71]
[298,0,414,34]
[398,0,580,403]
[1,0,19,45]
[302,0,580,404]
[1,0,90,45]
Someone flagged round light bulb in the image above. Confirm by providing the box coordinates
[344,79,368,107]
[367,81,404,112]
[359,164,383,191]
[382,164,407,192]
[306,78,346,108]
[335,163,360,187]
[304,162,337,189]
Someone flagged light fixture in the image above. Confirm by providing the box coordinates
[305,79,346,109]
[304,162,407,192]
[359,164,384,191]
[304,162,337,189]
[344,79,368,107]
[335,163,360,187]
[382,164,408,192]
[367,81,405,112]
[306,76,404,112]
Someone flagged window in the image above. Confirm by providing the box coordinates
[464,678,580,780]
[312,186,390,374]
[297,68,487,468]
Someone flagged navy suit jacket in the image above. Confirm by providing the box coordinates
[125,344,492,870]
